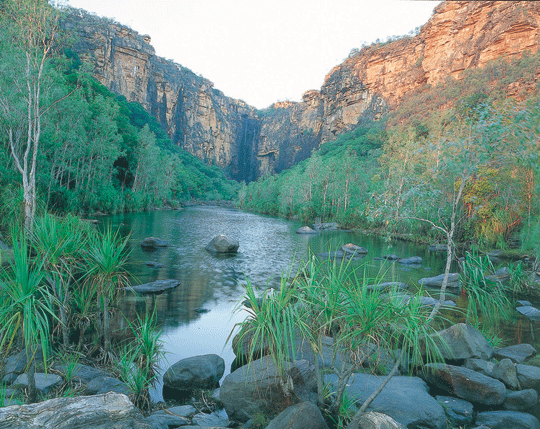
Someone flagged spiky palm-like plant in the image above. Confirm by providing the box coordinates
[84,227,130,358]
[0,231,56,403]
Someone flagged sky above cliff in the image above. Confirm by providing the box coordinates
[64,0,441,109]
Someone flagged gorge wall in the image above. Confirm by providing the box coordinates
[65,1,540,181]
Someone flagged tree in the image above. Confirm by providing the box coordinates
[0,0,72,229]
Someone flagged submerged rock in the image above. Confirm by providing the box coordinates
[127,279,180,294]
[398,256,422,265]
[341,243,368,255]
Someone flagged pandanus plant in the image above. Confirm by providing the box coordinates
[84,226,130,359]
[0,230,57,403]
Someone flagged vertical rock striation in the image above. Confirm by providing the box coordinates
[65,1,540,180]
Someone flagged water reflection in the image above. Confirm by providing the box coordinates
[100,206,450,401]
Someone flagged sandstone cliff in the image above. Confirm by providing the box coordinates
[65,1,540,180]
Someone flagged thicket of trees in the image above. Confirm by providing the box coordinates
[239,52,540,251]
[0,0,237,228]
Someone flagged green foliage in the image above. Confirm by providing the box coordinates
[117,310,164,409]
[461,249,512,335]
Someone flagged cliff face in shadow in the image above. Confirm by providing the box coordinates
[65,1,540,180]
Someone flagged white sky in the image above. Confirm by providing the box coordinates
[63,0,441,109]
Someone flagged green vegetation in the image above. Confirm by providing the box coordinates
[240,51,540,249]
[0,0,237,226]
[233,257,449,425]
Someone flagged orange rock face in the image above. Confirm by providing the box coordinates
[318,1,540,140]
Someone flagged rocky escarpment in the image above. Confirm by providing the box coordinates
[65,1,540,180]
[63,9,259,182]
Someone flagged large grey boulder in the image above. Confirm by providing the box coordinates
[492,358,518,389]
[0,392,151,428]
[86,376,131,396]
[347,412,405,429]
[128,279,180,294]
[436,396,474,426]
[192,412,229,427]
[464,358,495,377]
[141,237,169,249]
[163,354,224,394]
[13,373,62,395]
[341,243,368,255]
[504,389,538,411]
[397,256,422,265]
[431,323,494,361]
[220,355,306,422]
[475,410,540,429]
[517,364,540,390]
[205,235,239,254]
[325,373,446,429]
[266,402,329,429]
[423,364,506,406]
[494,344,537,363]
[517,306,540,322]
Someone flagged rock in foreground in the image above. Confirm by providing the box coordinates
[205,235,239,254]
[0,392,151,429]
[163,354,225,394]
[266,402,329,429]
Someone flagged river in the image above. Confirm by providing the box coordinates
[98,205,522,402]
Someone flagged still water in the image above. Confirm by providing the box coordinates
[99,205,455,401]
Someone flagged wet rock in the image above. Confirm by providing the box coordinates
[431,323,494,361]
[13,373,62,395]
[325,373,446,429]
[382,254,400,260]
[366,282,408,292]
[436,396,474,426]
[141,237,169,249]
[492,358,518,389]
[517,364,540,390]
[504,389,538,411]
[397,256,422,265]
[86,376,131,396]
[465,358,495,377]
[422,363,506,406]
[0,392,151,428]
[429,244,447,252]
[163,354,224,395]
[295,226,317,234]
[494,344,537,363]
[128,279,180,294]
[341,243,368,255]
[205,235,239,253]
[418,273,462,294]
[517,306,540,321]
[314,222,340,231]
[475,410,540,429]
[265,402,329,429]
